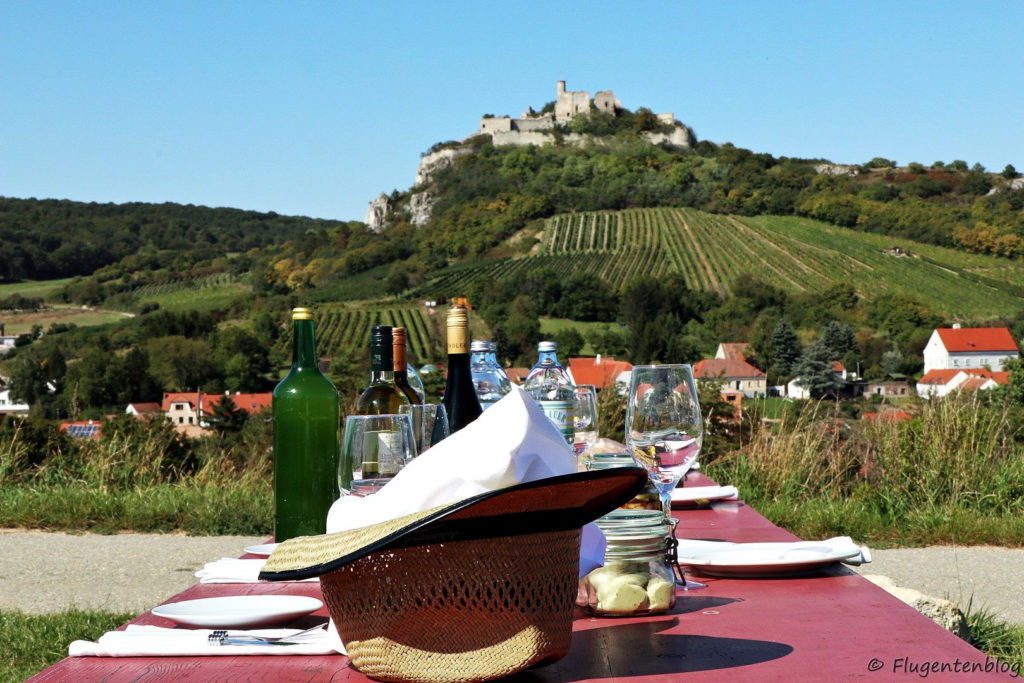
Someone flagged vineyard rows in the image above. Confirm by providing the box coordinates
[274,306,437,364]
[411,207,1024,319]
[133,273,237,299]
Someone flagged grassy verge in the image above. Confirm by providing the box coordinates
[703,393,1024,548]
[0,481,271,535]
[0,608,135,682]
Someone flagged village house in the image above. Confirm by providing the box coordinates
[786,361,858,399]
[693,358,767,398]
[161,391,272,436]
[0,378,30,419]
[916,368,1010,399]
[922,326,1019,374]
[125,402,162,419]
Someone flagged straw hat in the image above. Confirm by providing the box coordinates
[260,467,647,682]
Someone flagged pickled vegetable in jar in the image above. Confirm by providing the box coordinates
[579,509,676,616]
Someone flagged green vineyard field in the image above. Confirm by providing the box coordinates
[415,208,1024,320]
[273,305,439,364]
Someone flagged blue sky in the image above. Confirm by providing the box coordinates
[3,1,1022,221]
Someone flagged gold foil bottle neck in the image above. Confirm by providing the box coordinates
[446,307,469,354]
[291,307,313,321]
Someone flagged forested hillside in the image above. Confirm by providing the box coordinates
[0,197,351,282]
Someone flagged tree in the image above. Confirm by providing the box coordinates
[821,321,858,359]
[145,336,218,392]
[768,319,801,379]
[793,340,841,399]
[552,328,584,357]
[207,394,247,437]
[1002,164,1020,179]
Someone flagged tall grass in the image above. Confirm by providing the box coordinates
[0,415,272,534]
[704,394,1024,545]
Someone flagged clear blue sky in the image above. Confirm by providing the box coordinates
[3,1,1022,221]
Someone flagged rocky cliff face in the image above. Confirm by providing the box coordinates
[365,193,391,233]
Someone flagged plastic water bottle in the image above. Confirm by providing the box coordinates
[524,341,575,443]
[471,340,511,409]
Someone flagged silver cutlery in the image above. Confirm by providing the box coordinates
[207,623,327,646]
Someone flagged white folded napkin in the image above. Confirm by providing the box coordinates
[677,536,871,566]
[195,558,317,584]
[670,485,739,505]
[326,386,605,577]
[68,624,342,657]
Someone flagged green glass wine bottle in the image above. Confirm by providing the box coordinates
[272,307,340,542]
[355,326,411,416]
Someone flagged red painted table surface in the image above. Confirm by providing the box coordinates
[29,472,1008,682]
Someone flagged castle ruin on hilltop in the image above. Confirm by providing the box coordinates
[474,80,682,147]
[366,81,694,231]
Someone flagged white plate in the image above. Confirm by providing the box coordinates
[678,541,863,578]
[671,485,738,508]
[151,595,323,628]
[244,543,279,556]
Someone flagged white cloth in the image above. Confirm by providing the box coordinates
[68,624,342,657]
[677,536,872,566]
[195,558,318,584]
[326,386,606,577]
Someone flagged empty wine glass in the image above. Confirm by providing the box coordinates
[572,386,600,468]
[625,364,702,516]
[338,414,416,496]
[399,403,450,454]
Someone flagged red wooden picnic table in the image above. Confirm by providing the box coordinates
[29,472,1013,681]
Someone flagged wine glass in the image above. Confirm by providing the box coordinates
[572,386,600,468]
[399,403,450,454]
[338,414,416,496]
[625,364,702,516]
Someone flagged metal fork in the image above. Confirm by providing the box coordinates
[207,623,327,646]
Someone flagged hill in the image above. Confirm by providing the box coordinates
[414,208,1023,320]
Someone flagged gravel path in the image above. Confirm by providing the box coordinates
[0,529,265,615]
[2,530,1023,627]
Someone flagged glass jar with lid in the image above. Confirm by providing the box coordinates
[578,508,677,616]
[588,452,661,510]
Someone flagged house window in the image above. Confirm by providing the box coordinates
[188,417,194,424]
[178,417,183,424]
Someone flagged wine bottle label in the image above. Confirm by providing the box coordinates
[539,400,575,441]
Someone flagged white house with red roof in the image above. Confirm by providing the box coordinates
[923,326,1019,374]
[916,368,1009,398]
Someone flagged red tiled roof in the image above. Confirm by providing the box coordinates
[958,377,991,392]
[127,402,162,414]
[693,358,765,380]
[917,368,1009,387]
[567,357,633,389]
[505,367,531,385]
[161,392,272,414]
[162,392,200,412]
[718,343,750,360]
[202,393,272,416]
[832,361,845,373]
[936,327,1018,353]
